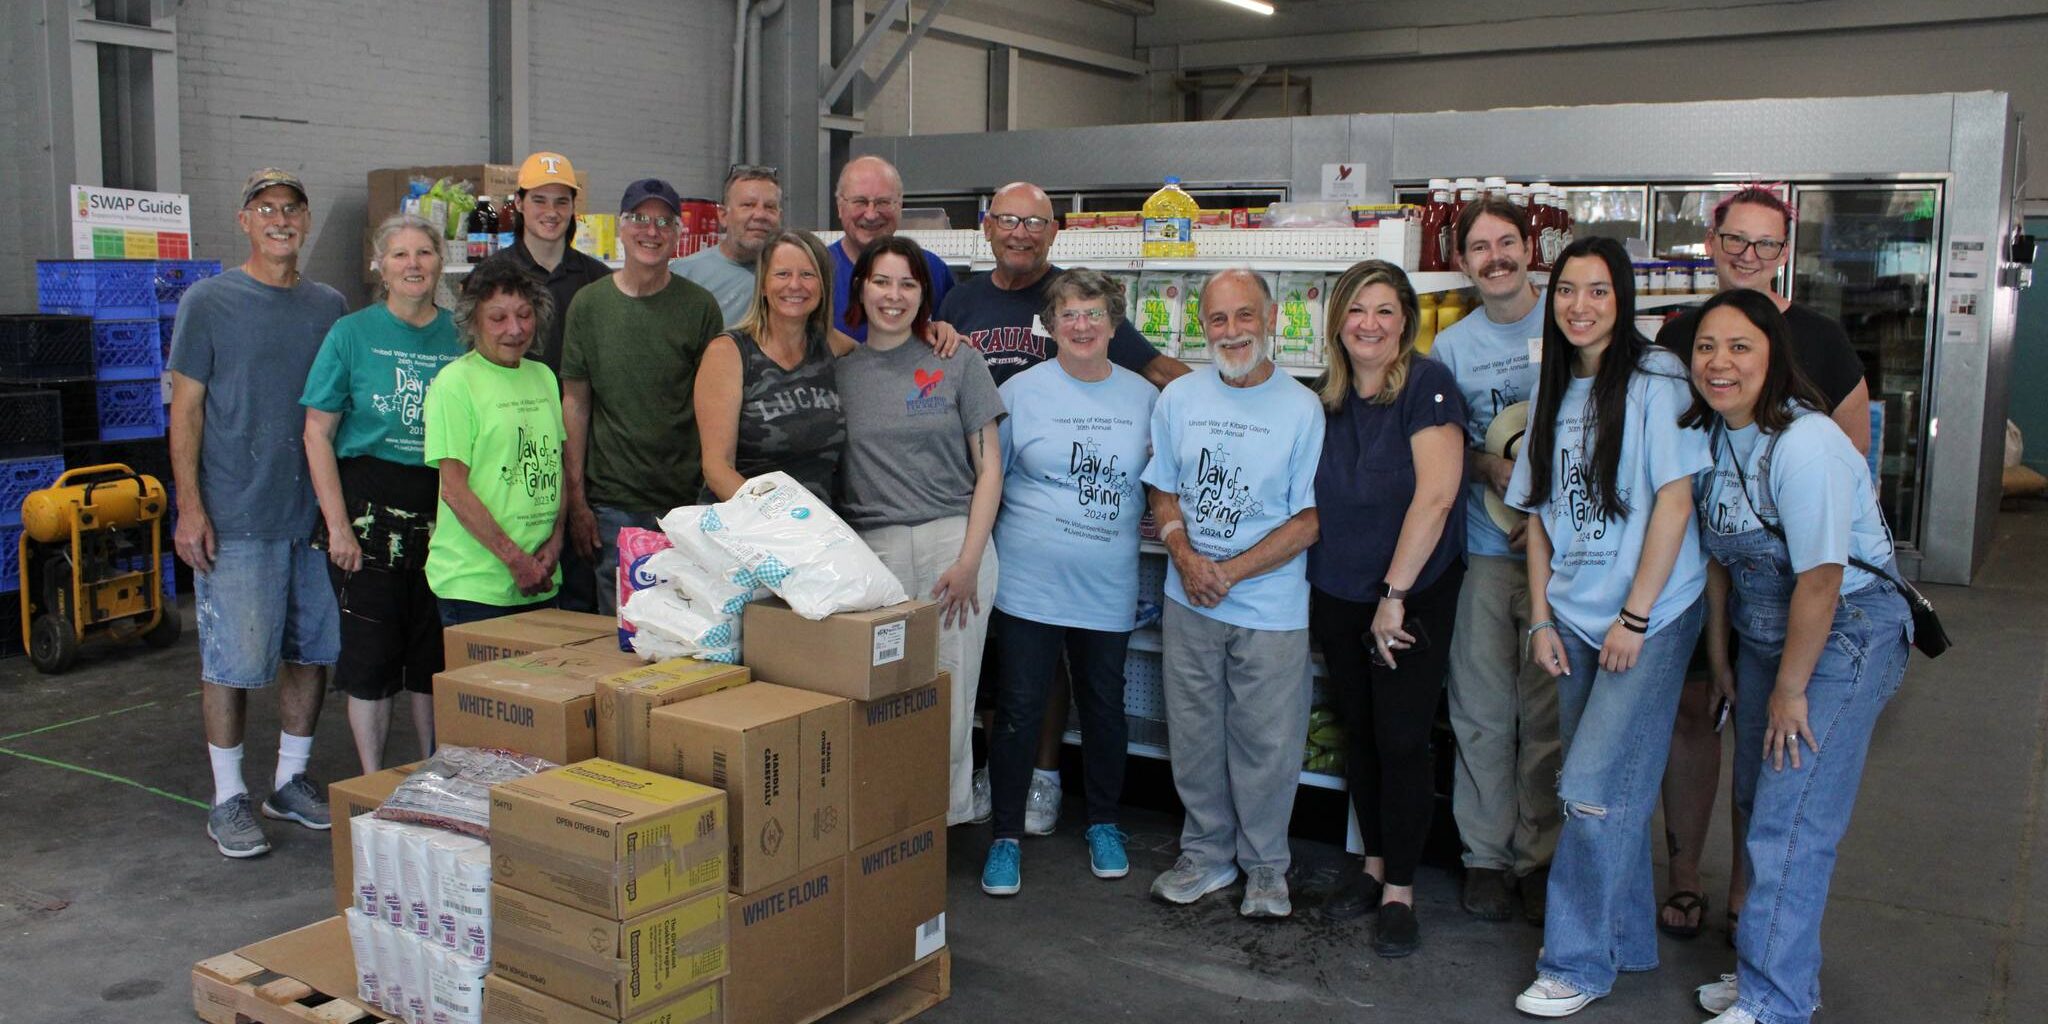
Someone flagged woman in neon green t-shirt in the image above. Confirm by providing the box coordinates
[423,260,567,625]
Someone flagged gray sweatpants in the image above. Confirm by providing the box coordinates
[1446,553,1561,875]
[1161,599,1312,873]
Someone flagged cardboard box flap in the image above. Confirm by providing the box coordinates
[492,885,726,974]
[237,916,364,1009]
[604,660,752,698]
[663,682,843,729]
[492,760,727,914]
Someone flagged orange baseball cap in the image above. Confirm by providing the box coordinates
[517,152,578,192]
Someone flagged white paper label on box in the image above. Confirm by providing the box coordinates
[914,912,947,959]
[872,621,907,666]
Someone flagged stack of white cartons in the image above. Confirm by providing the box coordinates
[342,817,492,1024]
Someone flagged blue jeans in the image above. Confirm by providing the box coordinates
[1537,597,1704,997]
[592,504,659,617]
[193,536,340,688]
[437,596,554,628]
[987,610,1131,840]
[1727,583,1910,1023]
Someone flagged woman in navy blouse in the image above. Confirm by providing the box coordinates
[1305,260,1468,957]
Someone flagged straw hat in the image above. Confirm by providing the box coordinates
[1482,401,1531,534]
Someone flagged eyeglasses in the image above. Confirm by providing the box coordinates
[726,163,780,183]
[1715,232,1786,260]
[839,195,898,213]
[989,213,1053,234]
[245,201,307,218]
[620,212,679,228]
[1055,309,1108,325]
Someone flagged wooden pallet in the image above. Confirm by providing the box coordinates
[191,951,395,1024]
[801,948,951,1024]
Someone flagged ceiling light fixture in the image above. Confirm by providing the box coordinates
[1214,0,1276,14]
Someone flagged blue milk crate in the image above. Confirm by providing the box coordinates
[92,320,164,381]
[37,260,160,319]
[0,456,66,527]
[95,381,167,441]
[0,389,64,457]
[153,260,221,317]
[0,525,20,592]
[159,317,176,363]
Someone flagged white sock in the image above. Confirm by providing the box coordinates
[209,743,247,806]
[1033,768,1060,787]
[275,732,314,789]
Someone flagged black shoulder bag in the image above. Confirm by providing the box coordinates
[1714,421,1950,659]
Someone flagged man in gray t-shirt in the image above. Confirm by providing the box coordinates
[669,165,781,323]
[168,167,347,860]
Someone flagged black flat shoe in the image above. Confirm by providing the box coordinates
[1320,870,1384,922]
[1373,900,1419,958]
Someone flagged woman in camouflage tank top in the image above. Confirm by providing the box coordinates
[694,230,853,506]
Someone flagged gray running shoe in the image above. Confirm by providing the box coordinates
[1150,855,1238,905]
[969,767,992,824]
[207,794,272,859]
[261,774,331,830]
[1240,865,1292,918]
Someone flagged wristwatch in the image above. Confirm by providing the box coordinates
[1379,582,1408,601]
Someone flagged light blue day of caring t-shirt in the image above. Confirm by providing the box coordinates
[1141,367,1324,632]
[994,361,1158,632]
[1429,298,1544,558]
[1699,412,1892,597]
[1507,347,1711,645]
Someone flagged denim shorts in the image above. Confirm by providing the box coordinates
[194,536,341,688]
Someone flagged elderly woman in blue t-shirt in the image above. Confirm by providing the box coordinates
[977,269,1157,899]
[1303,260,1469,957]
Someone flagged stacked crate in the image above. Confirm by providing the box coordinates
[0,315,87,620]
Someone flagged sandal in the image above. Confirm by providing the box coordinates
[1657,890,1708,939]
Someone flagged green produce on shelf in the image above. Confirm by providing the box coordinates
[1304,748,1344,775]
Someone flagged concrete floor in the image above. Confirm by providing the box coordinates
[3,509,2046,1023]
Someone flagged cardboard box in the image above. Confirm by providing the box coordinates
[433,644,642,762]
[724,857,845,1024]
[328,764,421,912]
[844,817,947,993]
[492,759,727,919]
[739,600,937,701]
[597,659,753,769]
[485,975,722,1024]
[443,608,618,669]
[846,675,950,849]
[648,684,850,893]
[493,885,727,1016]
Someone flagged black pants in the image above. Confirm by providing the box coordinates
[1309,565,1463,887]
[988,609,1130,840]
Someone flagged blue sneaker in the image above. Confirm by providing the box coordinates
[981,839,1021,896]
[1086,824,1129,879]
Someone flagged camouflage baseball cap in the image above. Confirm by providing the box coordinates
[241,168,308,207]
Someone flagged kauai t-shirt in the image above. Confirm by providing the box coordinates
[1507,347,1711,644]
[1430,298,1544,557]
[422,351,565,605]
[300,305,464,464]
[994,360,1158,631]
[1140,366,1324,631]
[937,268,1161,386]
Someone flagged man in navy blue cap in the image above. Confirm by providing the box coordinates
[560,178,726,614]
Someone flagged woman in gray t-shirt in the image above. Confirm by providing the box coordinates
[836,236,1005,827]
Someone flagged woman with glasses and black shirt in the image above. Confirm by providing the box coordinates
[1652,186,1870,945]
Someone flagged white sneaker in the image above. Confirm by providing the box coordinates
[1697,974,1738,1014]
[1514,978,1598,1018]
[969,766,992,824]
[1024,771,1061,835]
[1704,1009,1759,1024]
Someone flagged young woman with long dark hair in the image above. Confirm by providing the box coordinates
[1508,236,1713,1017]
[1682,290,1912,1024]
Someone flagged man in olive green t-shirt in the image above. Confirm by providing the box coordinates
[561,178,725,614]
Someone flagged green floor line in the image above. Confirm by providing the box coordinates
[0,746,208,810]
[0,690,196,743]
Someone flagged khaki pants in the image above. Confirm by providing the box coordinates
[1446,553,1562,876]
[860,516,997,826]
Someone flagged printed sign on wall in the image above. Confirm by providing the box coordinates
[70,184,193,258]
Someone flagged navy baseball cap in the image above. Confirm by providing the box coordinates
[619,178,683,215]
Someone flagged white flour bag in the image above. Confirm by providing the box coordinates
[702,472,907,618]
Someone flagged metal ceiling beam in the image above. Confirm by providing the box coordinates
[1207,63,1267,120]
[822,0,910,111]
[1078,0,1155,13]
[864,0,951,108]
[871,9,1147,75]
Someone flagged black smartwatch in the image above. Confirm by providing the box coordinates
[1379,581,1408,600]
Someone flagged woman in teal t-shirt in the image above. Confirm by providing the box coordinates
[302,213,463,774]
[423,260,566,626]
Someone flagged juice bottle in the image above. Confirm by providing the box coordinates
[1142,177,1199,258]
[1420,178,1454,272]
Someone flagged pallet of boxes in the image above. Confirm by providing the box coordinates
[191,474,952,1024]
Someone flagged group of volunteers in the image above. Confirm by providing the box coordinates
[167,145,1907,1024]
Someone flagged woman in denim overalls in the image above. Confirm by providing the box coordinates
[1680,289,1912,1024]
